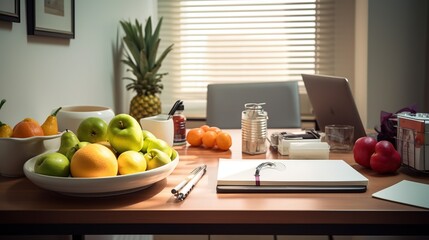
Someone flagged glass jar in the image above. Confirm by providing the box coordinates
[173,103,186,145]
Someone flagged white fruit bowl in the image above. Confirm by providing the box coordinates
[56,105,115,133]
[0,133,62,177]
[23,151,179,197]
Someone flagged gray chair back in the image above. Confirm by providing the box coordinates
[206,81,301,129]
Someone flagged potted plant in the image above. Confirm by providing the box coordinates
[120,17,173,120]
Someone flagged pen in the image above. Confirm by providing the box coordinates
[176,164,207,201]
[171,165,203,195]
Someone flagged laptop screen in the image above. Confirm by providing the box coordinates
[302,74,367,142]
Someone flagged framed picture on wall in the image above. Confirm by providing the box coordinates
[0,0,20,22]
[26,0,75,39]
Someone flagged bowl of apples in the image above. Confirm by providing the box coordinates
[22,113,180,197]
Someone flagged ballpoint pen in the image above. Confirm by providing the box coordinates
[171,165,203,195]
[175,164,207,201]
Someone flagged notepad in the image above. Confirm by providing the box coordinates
[216,159,368,193]
[372,180,429,209]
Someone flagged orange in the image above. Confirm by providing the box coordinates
[216,131,232,151]
[186,128,204,147]
[207,126,221,133]
[202,131,218,148]
[12,118,44,138]
[200,125,210,132]
[70,143,118,178]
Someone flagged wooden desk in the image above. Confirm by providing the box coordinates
[1,130,429,236]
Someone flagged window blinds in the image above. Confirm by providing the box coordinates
[158,0,335,118]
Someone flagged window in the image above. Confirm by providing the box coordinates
[158,0,335,118]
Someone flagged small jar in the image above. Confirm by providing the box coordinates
[173,103,186,145]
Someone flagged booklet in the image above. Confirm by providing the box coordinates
[372,180,429,209]
[216,159,368,193]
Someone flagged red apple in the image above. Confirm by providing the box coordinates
[370,140,401,174]
[353,136,377,168]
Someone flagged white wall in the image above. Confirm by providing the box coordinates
[0,0,156,127]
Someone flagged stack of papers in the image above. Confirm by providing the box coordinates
[216,159,368,193]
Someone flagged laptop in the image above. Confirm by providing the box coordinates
[301,74,367,142]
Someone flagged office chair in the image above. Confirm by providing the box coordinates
[206,81,301,129]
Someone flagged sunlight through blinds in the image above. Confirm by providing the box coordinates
[158,0,335,118]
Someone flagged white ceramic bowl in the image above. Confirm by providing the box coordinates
[56,106,115,133]
[0,133,62,177]
[23,151,179,197]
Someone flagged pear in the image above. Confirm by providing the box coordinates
[57,130,80,156]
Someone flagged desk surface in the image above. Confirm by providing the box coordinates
[1,129,429,235]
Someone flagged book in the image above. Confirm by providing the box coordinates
[216,159,368,193]
[372,180,429,209]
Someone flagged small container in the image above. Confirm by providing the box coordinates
[241,103,268,154]
[173,103,186,145]
[324,125,354,152]
[288,142,330,159]
[397,112,429,172]
[278,138,321,156]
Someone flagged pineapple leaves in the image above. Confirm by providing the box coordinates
[120,16,173,95]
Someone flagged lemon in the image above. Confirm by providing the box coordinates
[117,150,147,175]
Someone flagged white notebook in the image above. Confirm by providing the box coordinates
[372,180,429,209]
[216,159,368,193]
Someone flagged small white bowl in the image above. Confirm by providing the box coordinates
[0,133,62,177]
[56,106,115,133]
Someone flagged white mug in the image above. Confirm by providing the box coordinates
[56,106,115,133]
[140,114,174,146]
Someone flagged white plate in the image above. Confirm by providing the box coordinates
[23,152,179,197]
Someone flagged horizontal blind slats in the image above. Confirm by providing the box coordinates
[158,0,334,118]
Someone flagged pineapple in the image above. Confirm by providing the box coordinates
[120,17,173,121]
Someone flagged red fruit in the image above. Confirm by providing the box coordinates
[353,136,377,168]
[370,140,401,174]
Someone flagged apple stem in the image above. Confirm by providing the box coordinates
[119,120,125,129]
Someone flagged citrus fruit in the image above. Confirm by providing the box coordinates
[216,131,232,151]
[70,143,118,178]
[0,123,12,138]
[200,125,210,132]
[186,128,204,147]
[117,150,146,175]
[202,131,218,148]
[12,118,44,138]
[207,126,221,133]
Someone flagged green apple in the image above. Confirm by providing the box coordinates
[170,148,178,160]
[146,138,173,158]
[57,130,80,156]
[77,117,108,143]
[34,152,70,177]
[107,113,143,153]
[65,141,90,160]
[142,129,156,139]
[144,149,172,170]
[141,131,157,153]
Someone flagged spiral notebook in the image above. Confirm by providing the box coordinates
[216,159,368,193]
